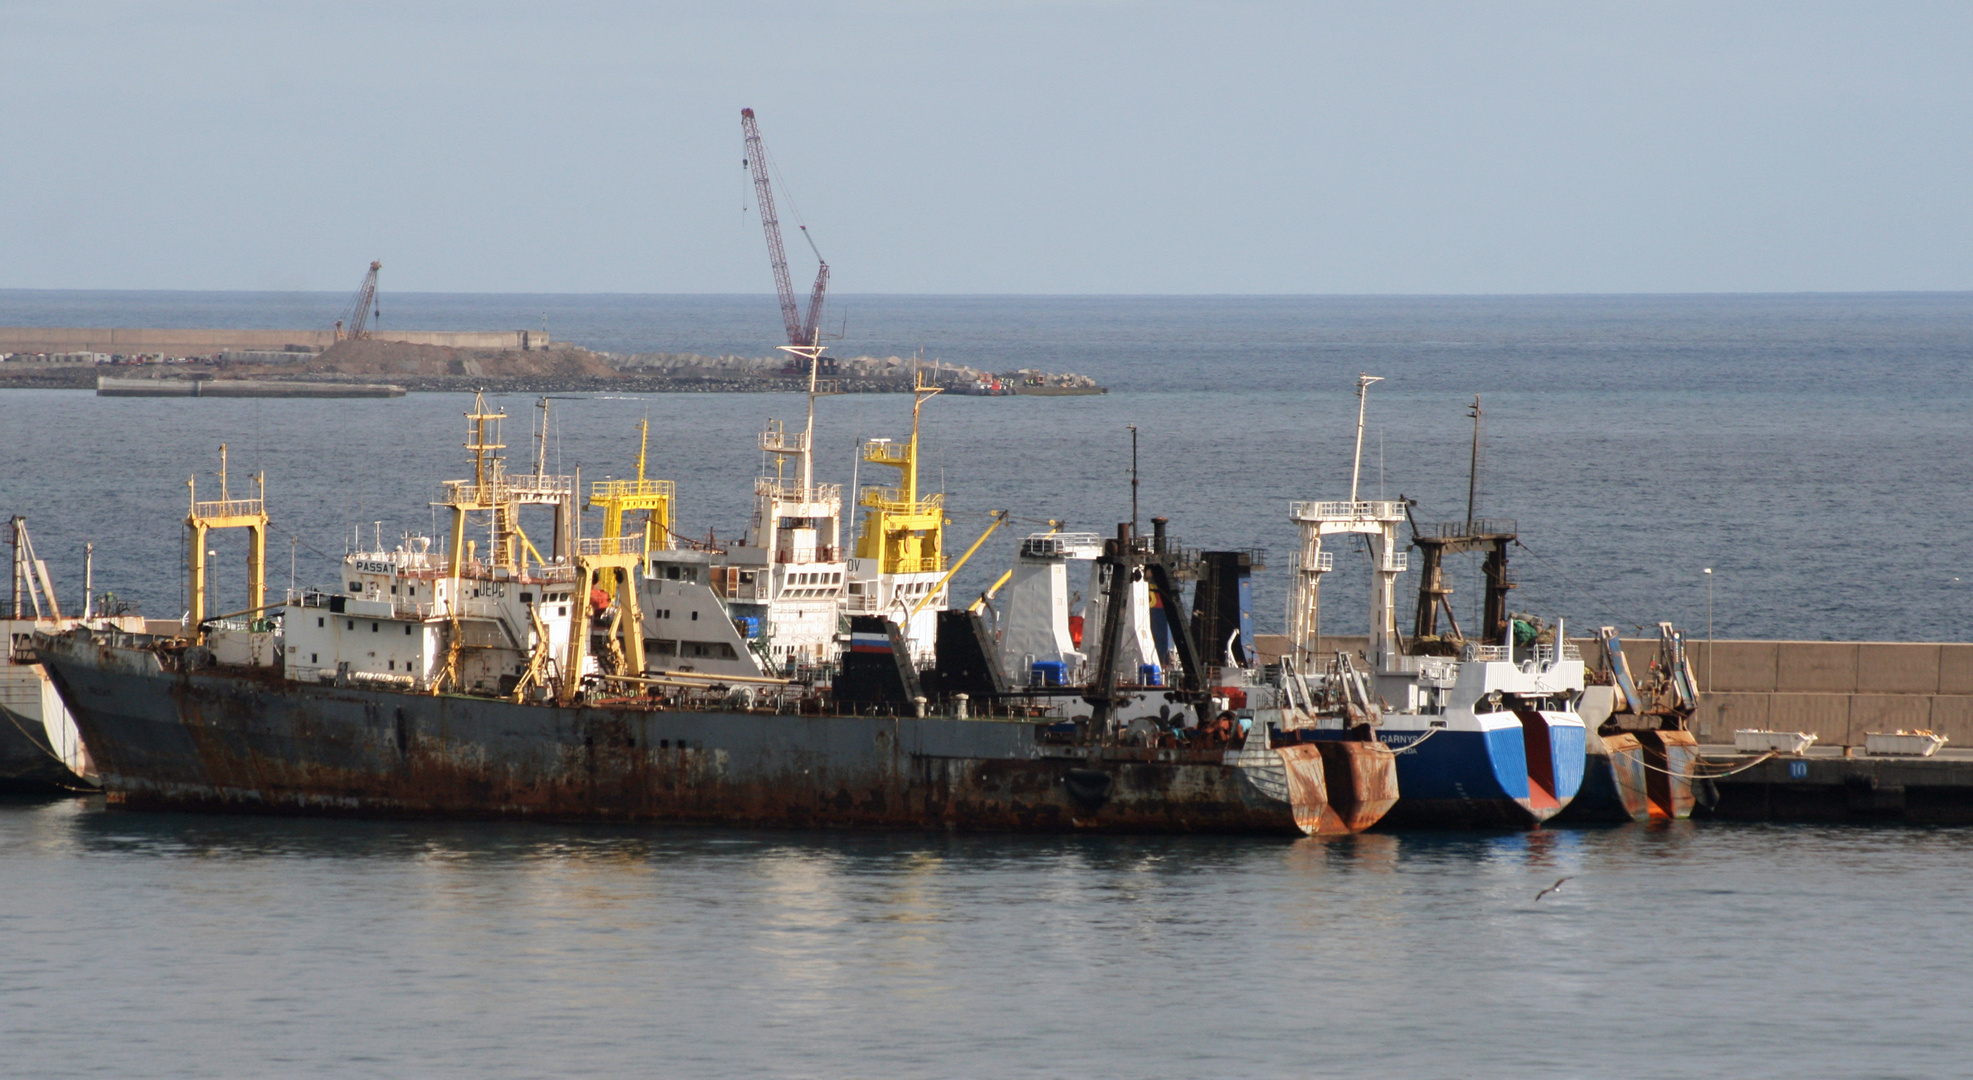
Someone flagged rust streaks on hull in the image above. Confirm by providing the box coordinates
[51,646,1328,834]
[1313,740,1400,834]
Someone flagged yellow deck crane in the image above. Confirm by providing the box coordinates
[910,510,1010,618]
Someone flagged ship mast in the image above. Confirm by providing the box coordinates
[1349,373,1383,505]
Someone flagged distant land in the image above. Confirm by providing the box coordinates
[0,331,1104,395]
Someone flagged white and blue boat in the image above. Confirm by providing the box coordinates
[1367,642,1588,828]
[1277,375,1587,828]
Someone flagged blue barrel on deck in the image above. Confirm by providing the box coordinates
[1030,661,1067,687]
[1139,663,1164,687]
[734,616,761,639]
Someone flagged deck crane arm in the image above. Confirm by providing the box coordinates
[911,511,1010,618]
[335,261,382,342]
[741,108,828,347]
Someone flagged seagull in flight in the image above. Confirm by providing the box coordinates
[1534,877,1572,902]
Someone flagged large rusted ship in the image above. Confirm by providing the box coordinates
[35,397,1396,836]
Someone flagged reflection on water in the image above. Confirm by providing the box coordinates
[8,799,1973,1076]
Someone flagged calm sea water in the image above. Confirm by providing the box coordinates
[4,799,1971,1078]
[2,292,1971,1077]
[2,291,1969,640]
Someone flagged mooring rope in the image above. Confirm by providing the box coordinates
[0,706,96,792]
[1627,748,1778,781]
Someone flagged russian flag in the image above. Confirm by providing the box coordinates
[850,631,893,654]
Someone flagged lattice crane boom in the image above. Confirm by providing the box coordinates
[335,260,382,342]
[741,109,827,347]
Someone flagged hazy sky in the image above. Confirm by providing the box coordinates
[3,2,1968,294]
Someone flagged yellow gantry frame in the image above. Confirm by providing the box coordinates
[588,418,675,609]
[855,370,946,574]
[559,542,647,705]
[186,444,268,634]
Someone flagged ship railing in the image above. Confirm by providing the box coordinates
[1414,518,1518,540]
[499,474,577,497]
[1290,499,1404,522]
[1020,533,1105,560]
[442,558,581,585]
[192,497,265,520]
[1294,550,1335,573]
[592,478,675,501]
[577,535,646,558]
[862,441,912,466]
[842,592,882,613]
[756,478,842,504]
[775,546,840,564]
[758,426,808,454]
[889,556,945,575]
[1534,643,1583,665]
[440,476,576,506]
[860,487,944,511]
[1463,643,1511,662]
[1381,550,1409,573]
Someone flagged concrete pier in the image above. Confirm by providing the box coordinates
[1699,744,1973,823]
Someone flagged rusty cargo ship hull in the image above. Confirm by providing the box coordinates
[40,633,1357,835]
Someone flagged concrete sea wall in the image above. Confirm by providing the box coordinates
[1605,638,1973,747]
[0,327,551,354]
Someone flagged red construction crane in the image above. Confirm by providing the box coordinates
[335,260,382,342]
[741,109,828,348]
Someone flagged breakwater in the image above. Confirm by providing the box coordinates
[0,326,552,354]
[96,376,405,398]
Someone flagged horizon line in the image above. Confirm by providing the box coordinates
[2,288,1971,300]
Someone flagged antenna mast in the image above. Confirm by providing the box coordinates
[1128,424,1139,538]
[1466,395,1483,528]
[1349,373,1384,504]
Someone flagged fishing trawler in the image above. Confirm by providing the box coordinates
[1285,377,1587,828]
[1555,623,1703,823]
[980,516,1398,835]
[34,396,1384,835]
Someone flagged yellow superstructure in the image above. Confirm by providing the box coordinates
[854,372,945,575]
[589,419,676,556]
